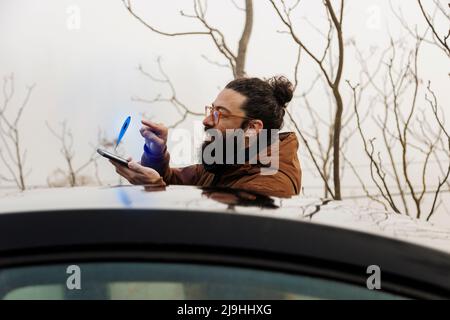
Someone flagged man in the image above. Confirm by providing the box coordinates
[110,76,302,197]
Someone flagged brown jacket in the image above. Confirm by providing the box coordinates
[141,132,302,197]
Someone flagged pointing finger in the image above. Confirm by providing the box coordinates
[141,119,164,133]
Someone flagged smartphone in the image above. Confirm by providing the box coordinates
[97,148,129,166]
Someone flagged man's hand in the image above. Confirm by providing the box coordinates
[110,157,165,185]
[140,119,168,155]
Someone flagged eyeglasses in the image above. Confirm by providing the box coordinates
[205,106,255,125]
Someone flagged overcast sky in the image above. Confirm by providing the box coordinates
[1,0,449,223]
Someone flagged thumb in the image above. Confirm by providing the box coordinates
[128,160,144,173]
[128,161,160,178]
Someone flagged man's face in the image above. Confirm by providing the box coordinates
[202,88,248,132]
[201,88,249,173]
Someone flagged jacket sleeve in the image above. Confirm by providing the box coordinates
[230,167,301,198]
[234,176,297,198]
[140,144,203,186]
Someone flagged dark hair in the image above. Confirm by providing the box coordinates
[225,76,293,130]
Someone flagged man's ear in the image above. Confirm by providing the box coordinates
[248,120,264,133]
[245,120,264,137]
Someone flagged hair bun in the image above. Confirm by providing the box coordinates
[267,76,293,108]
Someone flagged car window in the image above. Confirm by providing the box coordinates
[0,262,406,300]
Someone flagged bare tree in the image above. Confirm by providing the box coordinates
[132,57,203,128]
[46,121,105,187]
[0,73,35,191]
[287,43,374,199]
[416,0,450,57]
[349,35,450,220]
[269,0,346,199]
[122,0,253,78]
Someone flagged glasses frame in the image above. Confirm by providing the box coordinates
[205,106,255,125]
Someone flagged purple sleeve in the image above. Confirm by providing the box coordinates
[140,143,204,186]
[140,144,170,177]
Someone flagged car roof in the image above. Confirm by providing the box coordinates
[1,185,449,254]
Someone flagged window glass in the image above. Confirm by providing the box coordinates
[0,262,406,300]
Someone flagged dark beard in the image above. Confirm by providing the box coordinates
[200,137,264,175]
[201,139,241,174]
[200,125,274,175]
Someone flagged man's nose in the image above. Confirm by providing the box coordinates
[203,114,214,128]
